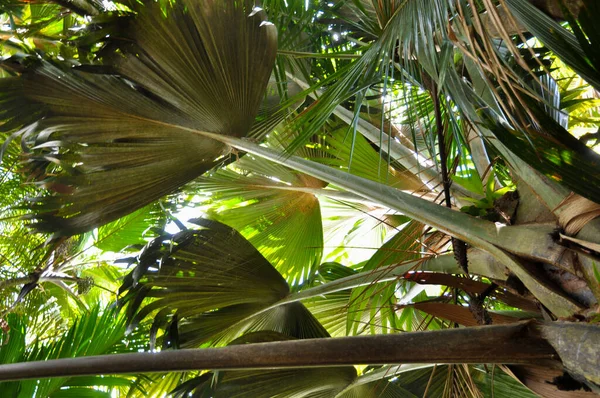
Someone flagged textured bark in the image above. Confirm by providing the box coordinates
[52,0,100,16]
[540,322,600,386]
[529,0,583,19]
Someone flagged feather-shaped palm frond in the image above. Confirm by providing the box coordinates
[0,306,135,397]
[284,0,455,151]
[118,219,329,348]
[0,0,277,237]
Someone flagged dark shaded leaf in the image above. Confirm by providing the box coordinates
[119,219,329,347]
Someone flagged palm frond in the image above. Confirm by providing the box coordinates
[504,0,600,91]
[0,306,133,397]
[171,331,411,398]
[472,365,538,398]
[118,219,329,348]
[0,0,277,236]
[95,202,167,253]
[313,123,427,191]
[194,154,324,286]
[302,261,400,337]
[174,367,356,398]
[285,0,455,152]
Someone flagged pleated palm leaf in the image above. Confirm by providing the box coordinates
[169,332,449,398]
[278,0,600,206]
[0,0,277,237]
[2,0,600,396]
[191,122,425,285]
[191,130,329,285]
[118,219,329,348]
[171,347,539,398]
[173,365,416,398]
[302,261,409,337]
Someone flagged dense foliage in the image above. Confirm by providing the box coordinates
[0,0,599,396]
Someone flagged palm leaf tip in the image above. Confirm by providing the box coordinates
[1,0,278,237]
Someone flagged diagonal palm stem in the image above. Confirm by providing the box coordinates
[192,131,582,317]
[37,106,581,315]
[286,75,451,192]
[0,321,561,381]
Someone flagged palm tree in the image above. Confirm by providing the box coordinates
[0,0,599,396]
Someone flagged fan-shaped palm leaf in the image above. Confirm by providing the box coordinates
[198,133,585,317]
[171,331,414,398]
[0,0,277,236]
[119,219,329,348]
[94,202,167,253]
[178,367,357,398]
[194,154,325,285]
[302,261,399,337]
[192,119,426,284]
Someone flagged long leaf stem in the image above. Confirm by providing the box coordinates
[432,87,452,209]
[194,132,581,317]
[113,109,581,316]
[205,250,506,340]
[285,74,468,197]
[0,274,88,291]
[278,50,362,59]
[0,322,557,381]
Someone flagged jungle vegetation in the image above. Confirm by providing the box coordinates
[0,0,599,396]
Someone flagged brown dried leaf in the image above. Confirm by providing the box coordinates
[397,302,519,327]
[403,272,540,312]
[556,193,600,235]
[506,365,597,398]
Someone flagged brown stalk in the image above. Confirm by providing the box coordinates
[0,322,558,381]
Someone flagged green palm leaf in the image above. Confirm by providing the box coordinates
[302,261,397,337]
[0,307,134,397]
[505,0,600,91]
[285,0,455,151]
[95,203,167,253]
[472,366,538,398]
[195,155,324,286]
[312,124,426,191]
[119,219,329,348]
[181,367,356,398]
[0,0,277,237]
[345,220,422,335]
